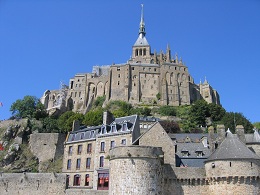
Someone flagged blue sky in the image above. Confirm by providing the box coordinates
[0,0,260,123]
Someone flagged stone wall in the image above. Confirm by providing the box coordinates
[66,189,107,195]
[109,146,164,195]
[29,133,66,171]
[0,173,66,195]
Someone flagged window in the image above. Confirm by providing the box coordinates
[80,133,84,139]
[77,145,82,155]
[86,158,91,169]
[196,151,204,157]
[85,174,90,186]
[75,92,77,97]
[118,74,120,78]
[73,174,81,186]
[132,67,134,70]
[117,81,120,85]
[89,130,95,138]
[154,68,156,71]
[181,151,189,157]
[111,125,116,133]
[122,123,127,131]
[76,159,81,169]
[71,134,75,141]
[67,159,71,170]
[68,146,72,156]
[87,143,92,153]
[110,141,115,149]
[143,48,146,56]
[121,139,126,145]
[100,156,104,167]
[97,173,109,190]
[101,126,106,134]
[79,92,81,97]
[117,67,120,71]
[100,142,105,152]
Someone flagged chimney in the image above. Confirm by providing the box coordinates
[103,111,114,125]
[72,120,80,131]
[208,126,215,152]
[236,125,246,143]
[217,124,225,144]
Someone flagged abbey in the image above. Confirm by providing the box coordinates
[41,6,220,115]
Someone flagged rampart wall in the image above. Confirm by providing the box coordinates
[29,133,66,171]
[0,173,66,195]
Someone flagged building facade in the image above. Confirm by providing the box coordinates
[62,112,140,190]
[41,6,220,115]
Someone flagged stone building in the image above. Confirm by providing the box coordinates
[41,6,220,115]
[62,112,140,190]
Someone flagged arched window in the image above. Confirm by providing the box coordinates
[135,49,138,56]
[139,49,142,56]
[143,48,146,56]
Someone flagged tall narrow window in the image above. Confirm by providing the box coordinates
[100,142,105,152]
[80,133,84,139]
[76,158,81,169]
[111,125,116,133]
[77,145,82,155]
[68,146,72,156]
[67,159,71,170]
[85,174,90,186]
[122,123,127,131]
[110,141,115,149]
[89,130,95,138]
[87,143,92,153]
[86,158,91,169]
[73,174,81,186]
[100,156,104,167]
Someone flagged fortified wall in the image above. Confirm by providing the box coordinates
[29,133,66,171]
[0,173,66,195]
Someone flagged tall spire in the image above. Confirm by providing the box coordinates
[139,4,146,37]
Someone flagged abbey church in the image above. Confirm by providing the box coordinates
[41,6,220,115]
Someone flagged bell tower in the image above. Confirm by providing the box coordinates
[131,4,151,64]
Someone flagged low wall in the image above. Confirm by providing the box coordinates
[66,189,108,195]
[0,173,66,195]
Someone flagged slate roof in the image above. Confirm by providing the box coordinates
[206,130,260,162]
[245,129,260,143]
[134,34,149,46]
[66,115,138,143]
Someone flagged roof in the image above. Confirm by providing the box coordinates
[206,130,260,162]
[66,115,138,143]
[245,129,260,143]
[134,34,149,46]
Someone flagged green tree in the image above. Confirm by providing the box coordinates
[10,95,47,119]
[189,100,209,127]
[253,122,260,130]
[208,103,226,121]
[94,95,106,107]
[158,106,176,116]
[83,108,104,126]
[221,112,253,133]
[40,116,59,133]
[57,111,76,132]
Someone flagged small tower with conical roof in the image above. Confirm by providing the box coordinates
[205,129,260,194]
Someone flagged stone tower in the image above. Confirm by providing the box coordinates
[109,146,164,195]
[205,129,260,195]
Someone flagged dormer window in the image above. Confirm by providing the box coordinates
[111,125,116,133]
[101,126,106,134]
[80,133,85,139]
[122,123,127,131]
[181,150,189,157]
[89,131,95,138]
[195,151,204,157]
[71,134,76,141]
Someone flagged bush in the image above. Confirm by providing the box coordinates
[158,106,176,116]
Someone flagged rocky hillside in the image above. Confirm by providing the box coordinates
[0,119,64,173]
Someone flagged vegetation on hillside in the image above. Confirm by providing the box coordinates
[8,95,256,133]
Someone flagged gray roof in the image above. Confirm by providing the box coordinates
[245,129,260,143]
[169,133,210,142]
[206,130,260,162]
[66,115,138,143]
[134,34,149,46]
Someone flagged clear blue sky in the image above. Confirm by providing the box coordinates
[0,0,260,123]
